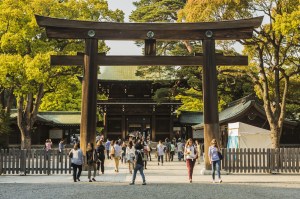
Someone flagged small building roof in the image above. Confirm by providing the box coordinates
[179,111,203,125]
[99,66,146,81]
[10,110,81,126]
[193,95,299,129]
[38,111,81,125]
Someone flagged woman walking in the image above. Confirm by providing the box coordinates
[126,140,136,174]
[113,140,122,172]
[86,143,97,182]
[208,139,222,183]
[156,140,165,166]
[95,140,105,174]
[184,138,198,183]
[69,143,83,182]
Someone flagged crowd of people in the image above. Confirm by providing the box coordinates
[41,134,220,184]
[65,136,223,185]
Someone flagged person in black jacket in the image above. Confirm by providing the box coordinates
[129,140,146,185]
[95,140,105,175]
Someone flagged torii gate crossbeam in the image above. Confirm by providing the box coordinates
[35,15,262,170]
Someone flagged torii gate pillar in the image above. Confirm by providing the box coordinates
[202,39,220,170]
[80,39,98,154]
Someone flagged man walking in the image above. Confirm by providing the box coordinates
[130,140,146,185]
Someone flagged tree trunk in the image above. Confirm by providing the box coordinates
[17,84,44,149]
[270,125,281,148]
[21,132,31,150]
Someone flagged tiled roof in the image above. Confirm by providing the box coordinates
[10,110,81,125]
[38,112,81,125]
[179,111,203,125]
[99,66,147,80]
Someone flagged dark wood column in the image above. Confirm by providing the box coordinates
[169,115,174,139]
[103,113,107,139]
[122,115,126,139]
[80,39,98,155]
[202,39,220,170]
[151,114,156,141]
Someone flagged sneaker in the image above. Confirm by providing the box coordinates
[189,179,192,183]
[77,178,80,181]
[212,180,215,183]
[142,182,146,185]
[89,180,92,182]
[92,178,96,181]
[129,182,135,185]
[219,179,222,183]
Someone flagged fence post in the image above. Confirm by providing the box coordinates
[0,149,3,175]
[20,149,26,175]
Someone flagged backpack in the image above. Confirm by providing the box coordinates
[166,143,171,152]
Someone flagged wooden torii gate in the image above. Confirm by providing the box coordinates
[35,15,262,169]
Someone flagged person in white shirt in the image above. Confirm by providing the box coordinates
[113,141,122,172]
[126,140,136,174]
[184,138,198,183]
[156,140,165,166]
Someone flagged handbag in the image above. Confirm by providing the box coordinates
[217,151,223,160]
[69,151,73,158]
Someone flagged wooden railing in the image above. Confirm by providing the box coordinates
[0,149,72,175]
[221,148,300,173]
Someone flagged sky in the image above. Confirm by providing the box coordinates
[106,0,142,55]
[104,0,246,55]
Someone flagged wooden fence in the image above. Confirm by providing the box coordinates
[0,149,72,175]
[221,148,300,173]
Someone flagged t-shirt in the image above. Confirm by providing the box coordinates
[157,144,165,156]
[185,145,197,159]
[208,146,220,161]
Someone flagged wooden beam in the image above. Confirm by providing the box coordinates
[36,15,263,31]
[44,27,254,40]
[35,15,263,40]
[51,55,248,66]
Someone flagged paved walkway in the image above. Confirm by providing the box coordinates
[1,157,299,199]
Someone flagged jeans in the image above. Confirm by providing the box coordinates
[72,163,82,181]
[106,150,110,159]
[87,163,96,179]
[158,155,164,164]
[212,160,221,180]
[132,164,146,183]
[186,159,196,180]
[178,151,183,161]
[96,159,105,173]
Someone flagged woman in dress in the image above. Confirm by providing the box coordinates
[126,140,136,174]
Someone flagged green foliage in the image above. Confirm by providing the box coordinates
[0,105,11,135]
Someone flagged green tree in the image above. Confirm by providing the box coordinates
[0,0,124,149]
[179,0,300,147]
